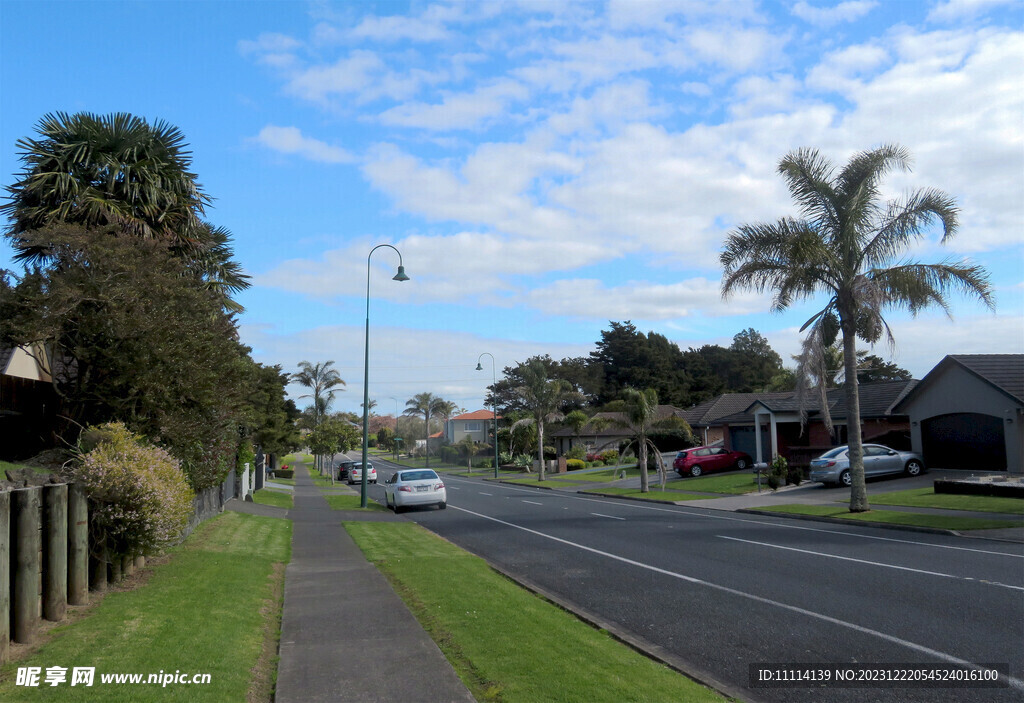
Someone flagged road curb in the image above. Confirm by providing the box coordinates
[735,508,960,536]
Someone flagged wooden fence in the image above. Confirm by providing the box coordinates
[1,468,242,663]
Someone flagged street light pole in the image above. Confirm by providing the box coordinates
[389,396,400,461]
[361,245,409,508]
[476,352,499,479]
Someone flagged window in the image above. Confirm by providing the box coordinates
[464,422,482,431]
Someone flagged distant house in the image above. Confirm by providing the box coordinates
[445,410,500,445]
[893,354,1023,474]
[548,405,688,456]
[1,345,58,459]
[678,380,917,468]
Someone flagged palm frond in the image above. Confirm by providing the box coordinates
[777,148,841,234]
[870,260,995,316]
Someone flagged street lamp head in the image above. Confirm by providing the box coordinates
[392,265,410,282]
[475,362,483,371]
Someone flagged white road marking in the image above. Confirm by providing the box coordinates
[718,536,1024,592]
[451,504,1024,692]
[445,478,1022,559]
[591,513,625,520]
[522,500,543,505]
[479,492,493,496]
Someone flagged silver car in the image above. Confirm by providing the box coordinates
[809,444,925,487]
[384,469,447,513]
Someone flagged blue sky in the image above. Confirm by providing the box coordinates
[2,0,1022,416]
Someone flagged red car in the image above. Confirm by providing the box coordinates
[674,446,751,477]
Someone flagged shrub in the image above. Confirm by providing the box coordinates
[73,422,194,557]
[767,455,788,491]
[565,445,587,461]
[566,459,586,471]
[513,454,533,468]
[237,441,256,474]
[274,469,294,479]
[600,450,619,465]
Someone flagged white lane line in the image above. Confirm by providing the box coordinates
[479,492,493,496]
[591,513,626,520]
[718,536,1024,592]
[522,500,543,505]
[448,486,460,490]
[468,482,1023,559]
[450,504,1024,692]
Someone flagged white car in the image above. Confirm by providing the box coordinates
[347,462,377,485]
[384,469,447,513]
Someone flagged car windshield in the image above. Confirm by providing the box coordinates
[676,451,688,458]
[819,447,847,459]
[401,470,439,481]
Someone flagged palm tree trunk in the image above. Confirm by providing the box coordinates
[424,411,430,468]
[841,318,869,512]
[537,417,546,481]
[638,437,649,493]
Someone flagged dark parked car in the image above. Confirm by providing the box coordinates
[674,446,752,477]
[337,460,358,481]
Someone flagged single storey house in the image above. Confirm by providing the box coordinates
[548,405,687,456]
[892,354,1023,474]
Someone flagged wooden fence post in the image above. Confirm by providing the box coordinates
[12,487,41,643]
[0,492,9,663]
[68,484,89,605]
[43,484,68,622]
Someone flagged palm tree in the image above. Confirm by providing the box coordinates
[292,361,345,428]
[2,111,249,309]
[404,392,447,468]
[512,359,576,481]
[722,144,993,512]
[614,388,666,493]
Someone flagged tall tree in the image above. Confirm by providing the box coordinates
[591,322,691,406]
[615,388,664,493]
[404,392,447,468]
[292,361,345,427]
[722,144,993,512]
[0,224,251,489]
[512,359,577,481]
[1,111,249,309]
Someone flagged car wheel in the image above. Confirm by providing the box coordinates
[690,465,703,477]
[394,503,402,514]
[438,502,447,510]
[839,469,852,487]
[735,458,748,470]
[905,460,923,477]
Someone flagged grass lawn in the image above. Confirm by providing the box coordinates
[758,504,1022,531]
[0,460,56,477]
[345,521,724,703]
[325,494,387,512]
[865,487,1024,515]
[0,512,291,702]
[253,488,293,510]
[584,487,720,502]
[674,471,763,495]
[268,477,295,486]
[280,452,313,465]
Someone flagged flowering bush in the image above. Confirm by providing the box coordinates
[73,423,194,556]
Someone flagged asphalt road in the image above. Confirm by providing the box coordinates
[366,459,1024,703]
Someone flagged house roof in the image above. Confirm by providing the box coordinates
[548,405,685,438]
[894,354,1024,411]
[697,380,917,426]
[451,409,501,421]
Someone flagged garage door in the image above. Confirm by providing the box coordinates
[921,412,1006,471]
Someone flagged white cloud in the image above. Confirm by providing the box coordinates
[805,44,890,92]
[237,32,302,56]
[791,1,878,27]
[285,51,446,105]
[252,125,354,163]
[525,278,765,320]
[350,14,452,42]
[927,0,1017,23]
[684,26,789,72]
[377,79,529,130]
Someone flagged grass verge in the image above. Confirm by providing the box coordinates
[673,472,763,494]
[0,512,292,702]
[865,487,1024,515]
[253,488,293,510]
[325,494,387,512]
[344,521,725,703]
[584,487,719,502]
[755,504,1021,530]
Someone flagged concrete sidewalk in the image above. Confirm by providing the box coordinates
[275,463,474,703]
